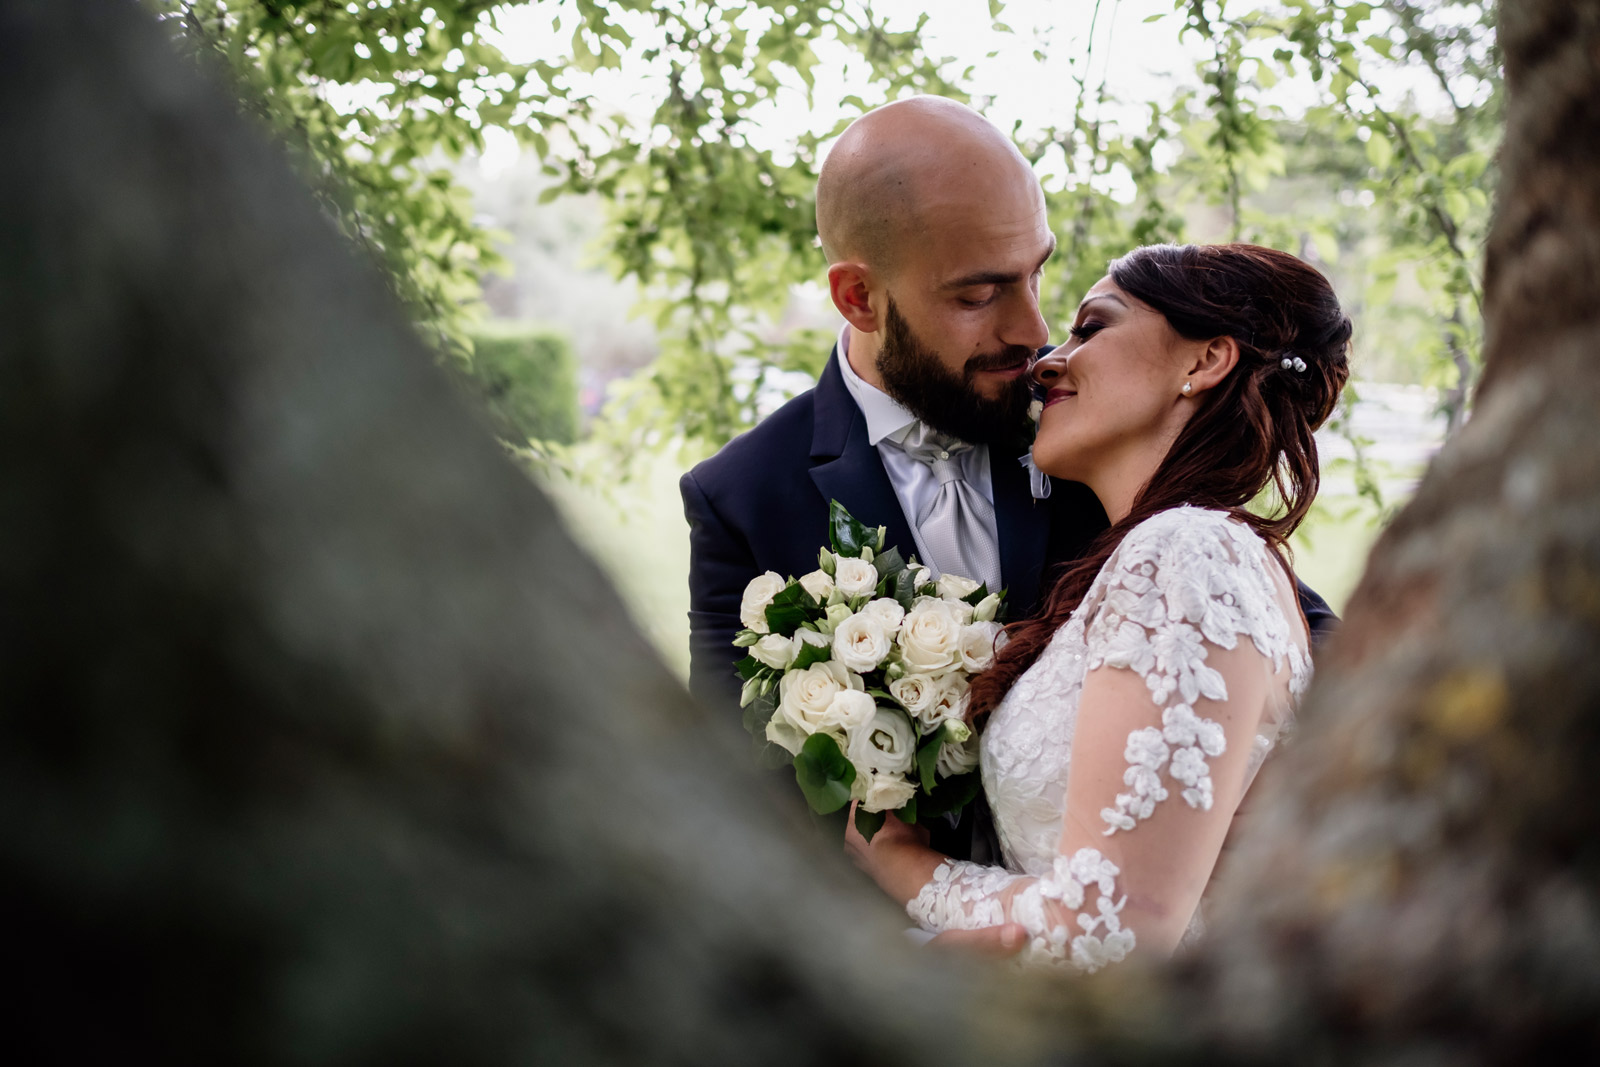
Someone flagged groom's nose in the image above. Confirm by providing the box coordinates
[997,289,1049,352]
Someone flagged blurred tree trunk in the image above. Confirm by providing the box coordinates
[5,0,1600,1064]
[1176,1,1600,1059]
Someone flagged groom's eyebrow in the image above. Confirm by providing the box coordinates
[940,239,1058,290]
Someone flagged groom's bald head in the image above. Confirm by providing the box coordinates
[815,96,1038,275]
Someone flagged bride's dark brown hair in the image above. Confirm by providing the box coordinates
[968,242,1352,717]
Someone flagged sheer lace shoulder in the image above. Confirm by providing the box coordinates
[909,507,1310,970]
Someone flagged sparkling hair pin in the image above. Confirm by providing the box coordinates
[1280,355,1308,373]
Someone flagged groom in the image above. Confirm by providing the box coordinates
[681,97,1333,857]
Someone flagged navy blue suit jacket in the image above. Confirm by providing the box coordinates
[682,349,1109,709]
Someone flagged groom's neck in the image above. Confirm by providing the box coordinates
[845,326,885,390]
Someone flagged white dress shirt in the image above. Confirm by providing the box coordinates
[835,325,996,577]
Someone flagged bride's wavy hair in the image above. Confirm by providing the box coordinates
[969,243,1352,718]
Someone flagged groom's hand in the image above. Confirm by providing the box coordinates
[927,924,1029,958]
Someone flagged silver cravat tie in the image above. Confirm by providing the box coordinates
[894,424,1002,594]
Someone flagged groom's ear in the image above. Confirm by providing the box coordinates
[827,261,882,332]
[1187,335,1241,395]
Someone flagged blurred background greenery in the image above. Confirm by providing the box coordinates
[157,0,1495,678]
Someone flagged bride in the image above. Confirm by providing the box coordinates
[846,241,1351,970]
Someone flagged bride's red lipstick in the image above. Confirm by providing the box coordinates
[1043,387,1076,411]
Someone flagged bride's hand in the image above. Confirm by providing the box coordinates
[843,804,943,905]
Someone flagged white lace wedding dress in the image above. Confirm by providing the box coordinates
[907,506,1311,971]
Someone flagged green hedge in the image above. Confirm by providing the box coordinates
[464,322,579,445]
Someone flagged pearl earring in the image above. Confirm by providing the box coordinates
[1181,381,1193,395]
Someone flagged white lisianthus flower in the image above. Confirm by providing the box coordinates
[959,620,1004,672]
[860,597,906,634]
[750,633,798,670]
[846,707,917,776]
[766,660,863,754]
[936,731,980,778]
[739,571,787,633]
[887,672,940,719]
[794,627,830,652]
[925,672,971,731]
[833,556,879,599]
[936,573,982,601]
[972,592,1003,623]
[861,773,918,814]
[898,597,964,672]
[798,568,834,604]
[911,566,932,590]
[831,611,892,673]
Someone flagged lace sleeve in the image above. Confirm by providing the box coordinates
[906,509,1308,970]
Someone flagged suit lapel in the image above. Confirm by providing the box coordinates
[990,444,1051,608]
[809,350,918,560]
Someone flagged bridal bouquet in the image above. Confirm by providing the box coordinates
[732,501,1004,841]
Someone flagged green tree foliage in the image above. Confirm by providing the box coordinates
[464,322,580,444]
[158,0,1499,461]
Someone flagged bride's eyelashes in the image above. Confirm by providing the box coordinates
[1068,321,1105,342]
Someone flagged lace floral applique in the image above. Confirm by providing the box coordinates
[907,850,1135,972]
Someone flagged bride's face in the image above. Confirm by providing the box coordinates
[1029,276,1200,488]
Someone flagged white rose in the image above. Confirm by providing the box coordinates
[831,612,892,673]
[826,688,877,734]
[798,568,834,604]
[860,597,906,634]
[767,660,862,754]
[739,571,787,633]
[936,732,980,778]
[861,773,918,814]
[936,573,982,601]
[846,707,917,776]
[749,633,798,670]
[959,621,1004,672]
[897,598,963,672]
[833,556,879,599]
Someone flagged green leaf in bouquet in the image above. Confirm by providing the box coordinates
[898,793,918,825]
[741,685,779,738]
[828,499,877,558]
[915,732,944,793]
[866,687,895,700]
[960,583,990,607]
[853,805,887,844]
[871,545,905,581]
[919,771,982,820]
[734,655,763,681]
[890,567,920,612]
[756,740,794,769]
[793,732,856,814]
[790,638,832,671]
[763,581,817,636]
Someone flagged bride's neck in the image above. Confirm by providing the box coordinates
[1083,444,1172,526]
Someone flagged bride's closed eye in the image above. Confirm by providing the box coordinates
[1069,321,1105,342]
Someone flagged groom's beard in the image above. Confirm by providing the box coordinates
[877,297,1034,448]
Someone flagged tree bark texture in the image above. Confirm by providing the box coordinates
[1169,1,1600,1060]
[5,0,1600,1063]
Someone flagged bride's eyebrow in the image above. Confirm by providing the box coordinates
[1074,293,1127,317]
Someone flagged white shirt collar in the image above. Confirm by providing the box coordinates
[835,323,919,447]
